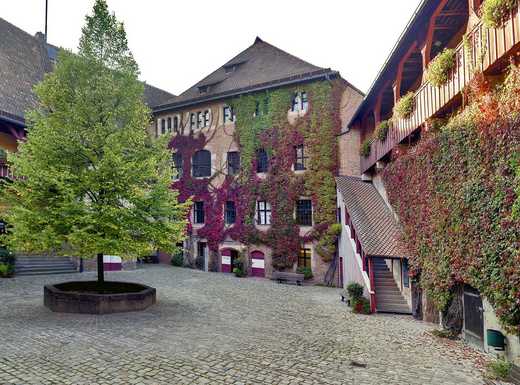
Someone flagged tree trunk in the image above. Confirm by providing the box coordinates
[97,252,104,285]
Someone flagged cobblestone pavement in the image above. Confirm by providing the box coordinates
[0,266,485,385]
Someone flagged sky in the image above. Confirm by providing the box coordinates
[3,0,420,96]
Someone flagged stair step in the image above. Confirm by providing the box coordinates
[16,265,75,271]
[16,257,72,262]
[15,269,78,276]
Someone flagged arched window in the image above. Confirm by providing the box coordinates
[192,150,211,177]
[256,149,268,173]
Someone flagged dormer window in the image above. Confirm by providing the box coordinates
[198,85,209,94]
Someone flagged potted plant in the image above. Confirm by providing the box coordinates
[360,138,372,157]
[426,48,456,87]
[393,92,415,119]
[375,120,389,141]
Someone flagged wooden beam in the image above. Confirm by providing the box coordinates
[424,0,450,66]
[394,41,418,102]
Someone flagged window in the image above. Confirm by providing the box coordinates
[197,112,203,128]
[298,248,311,268]
[227,151,240,175]
[253,98,269,117]
[173,116,179,133]
[403,259,410,288]
[161,118,166,135]
[190,113,196,130]
[296,199,312,226]
[167,117,172,132]
[225,201,236,225]
[291,91,308,112]
[294,144,307,171]
[223,106,235,123]
[204,110,210,127]
[197,241,207,257]
[301,92,308,111]
[172,153,183,180]
[256,149,268,173]
[192,150,211,177]
[257,201,271,225]
[194,201,205,224]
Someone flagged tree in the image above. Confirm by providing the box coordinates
[0,0,189,285]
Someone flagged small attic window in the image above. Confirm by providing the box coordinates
[198,85,209,94]
[224,65,237,74]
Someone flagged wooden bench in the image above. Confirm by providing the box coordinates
[271,271,304,286]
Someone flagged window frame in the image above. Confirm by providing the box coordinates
[192,149,211,178]
[190,113,196,130]
[256,200,272,225]
[194,201,205,224]
[173,116,179,133]
[161,118,166,135]
[298,248,312,268]
[256,148,269,173]
[171,153,183,180]
[204,110,210,127]
[294,144,307,171]
[223,106,235,123]
[227,151,240,175]
[296,199,313,226]
[225,201,236,225]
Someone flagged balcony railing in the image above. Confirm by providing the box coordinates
[361,4,520,173]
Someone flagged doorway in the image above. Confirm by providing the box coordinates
[463,286,484,348]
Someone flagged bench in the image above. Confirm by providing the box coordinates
[271,271,304,286]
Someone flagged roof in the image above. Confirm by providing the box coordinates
[348,0,435,126]
[0,17,52,125]
[142,83,176,108]
[336,176,408,258]
[0,17,174,126]
[154,37,345,112]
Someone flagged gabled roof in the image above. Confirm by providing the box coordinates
[0,17,174,126]
[154,37,342,112]
[336,176,408,258]
[0,17,52,125]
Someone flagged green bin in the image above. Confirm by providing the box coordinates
[487,329,506,350]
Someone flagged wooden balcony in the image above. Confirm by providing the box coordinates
[361,5,520,174]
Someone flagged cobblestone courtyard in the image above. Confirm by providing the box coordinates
[0,266,485,385]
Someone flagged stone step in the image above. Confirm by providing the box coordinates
[16,264,75,271]
[377,293,408,302]
[376,304,412,314]
[16,257,72,262]
[15,269,78,276]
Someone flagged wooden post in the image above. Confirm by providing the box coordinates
[97,252,104,285]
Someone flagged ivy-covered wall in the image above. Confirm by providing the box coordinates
[382,69,520,334]
[169,79,345,273]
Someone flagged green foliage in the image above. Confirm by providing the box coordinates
[297,266,313,279]
[0,149,7,161]
[351,296,371,314]
[0,262,13,278]
[482,0,517,28]
[383,68,520,333]
[231,81,342,267]
[375,120,389,141]
[486,359,513,380]
[426,48,456,87]
[360,138,372,157]
[171,251,184,267]
[0,0,189,261]
[346,282,364,299]
[394,92,415,119]
[431,329,458,339]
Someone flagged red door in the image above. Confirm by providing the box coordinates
[251,250,265,277]
[221,249,232,273]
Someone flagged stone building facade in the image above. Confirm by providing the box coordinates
[153,37,363,284]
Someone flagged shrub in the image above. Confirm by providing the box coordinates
[486,359,513,380]
[0,247,14,265]
[297,266,313,279]
[0,263,13,278]
[375,120,389,141]
[360,138,372,157]
[482,0,516,28]
[346,282,364,299]
[431,329,458,339]
[0,149,7,161]
[393,92,415,119]
[351,296,371,314]
[233,267,246,277]
[170,252,184,267]
[426,48,456,87]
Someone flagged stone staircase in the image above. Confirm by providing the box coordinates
[15,256,77,276]
[373,259,411,314]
